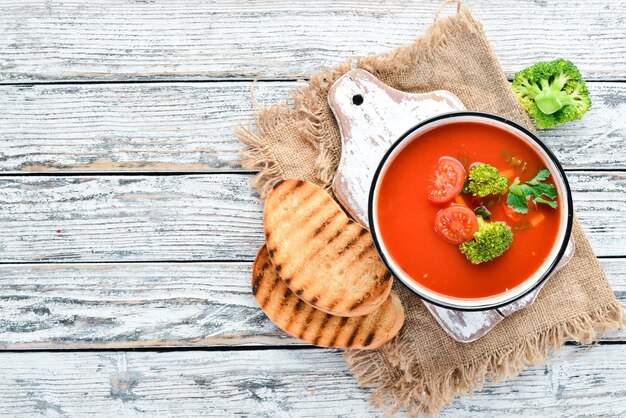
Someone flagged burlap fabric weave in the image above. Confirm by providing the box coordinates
[235,3,624,416]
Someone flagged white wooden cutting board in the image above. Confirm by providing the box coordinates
[328,68,464,227]
[327,69,557,342]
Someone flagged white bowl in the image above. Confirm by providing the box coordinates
[368,112,574,311]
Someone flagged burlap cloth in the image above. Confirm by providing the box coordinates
[235,3,625,415]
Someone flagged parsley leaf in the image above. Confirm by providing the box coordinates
[506,191,529,214]
[532,183,557,199]
[506,169,558,213]
[527,169,550,185]
[535,197,558,208]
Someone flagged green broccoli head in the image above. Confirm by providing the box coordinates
[512,59,591,129]
[467,163,509,197]
[459,217,513,264]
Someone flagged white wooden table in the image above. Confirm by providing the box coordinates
[0,1,625,416]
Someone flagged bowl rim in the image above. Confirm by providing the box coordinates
[367,111,574,311]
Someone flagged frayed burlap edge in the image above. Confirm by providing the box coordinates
[345,301,625,417]
[234,64,349,198]
[235,8,482,200]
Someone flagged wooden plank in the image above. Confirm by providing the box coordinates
[0,174,264,262]
[0,259,623,349]
[0,346,625,416]
[0,1,625,82]
[0,81,623,173]
[0,172,624,263]
[0,81,296,173]
[0,262,279,349]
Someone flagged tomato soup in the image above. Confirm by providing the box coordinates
[375,121,562,300]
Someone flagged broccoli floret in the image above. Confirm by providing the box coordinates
[459,217,513,264]
[512,59,591,129]
[467,163,508,197]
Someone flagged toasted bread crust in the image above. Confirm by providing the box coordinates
[264,179,393,317]
[253,245,404,349]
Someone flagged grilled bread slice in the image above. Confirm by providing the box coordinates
[264,179,393,317]
[252,245,404,349]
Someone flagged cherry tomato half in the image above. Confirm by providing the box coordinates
[434,205,479,245]
[427,156,466,204]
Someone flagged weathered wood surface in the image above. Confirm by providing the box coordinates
[0,172,624,263]
[0,0,625,414]
[0,259,624,349]
[0,175,263,262]
[0,81,295,172]
[1,0,625,82]
[1,346,625,417]
[0,80,624,173]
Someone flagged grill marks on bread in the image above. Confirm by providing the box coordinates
[264,180,393,317]
[252,246,404,349]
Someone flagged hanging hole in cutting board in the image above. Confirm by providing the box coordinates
[352,94,364,106]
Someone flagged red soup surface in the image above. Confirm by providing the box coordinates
[376,121,562,299]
